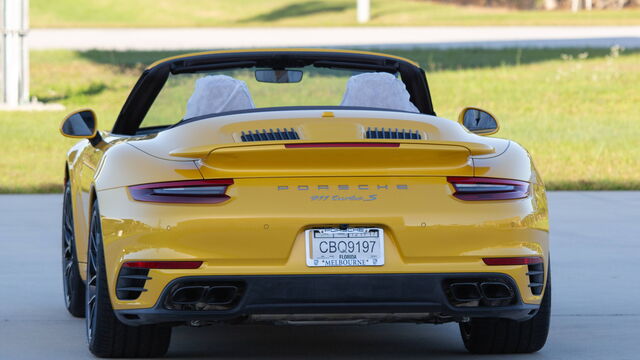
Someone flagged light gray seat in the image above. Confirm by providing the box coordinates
[340,72,419,113]
[184,75,255,119]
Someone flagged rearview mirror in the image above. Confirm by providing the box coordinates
[458,107,499,135]
[255,69,303,83]
[60,109,98,138]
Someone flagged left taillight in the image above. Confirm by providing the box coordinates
[129,179,233,204]
[447,177,529,201]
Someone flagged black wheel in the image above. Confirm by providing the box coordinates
[459,270,551,354]
[62,181,85,317]
[86,200,172,358]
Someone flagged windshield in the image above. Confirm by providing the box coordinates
[139,66,419,129]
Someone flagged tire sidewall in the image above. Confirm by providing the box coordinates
[62,182,85,317]
[86,201,107,347]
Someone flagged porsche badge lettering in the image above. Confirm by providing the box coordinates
[276,184,408,202]
[277,185,409,191]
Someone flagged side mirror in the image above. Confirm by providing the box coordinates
[60,109,97,138]
[458,107,499,135]
[60,109,104,146]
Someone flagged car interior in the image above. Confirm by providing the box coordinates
[183,71,419,120]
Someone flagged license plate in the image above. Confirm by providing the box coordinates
[305,227,384,267]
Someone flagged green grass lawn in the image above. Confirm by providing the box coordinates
[0,47,638,193]
[31,0,640,27]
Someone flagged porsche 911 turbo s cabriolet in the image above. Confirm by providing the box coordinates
[60,49,550,358]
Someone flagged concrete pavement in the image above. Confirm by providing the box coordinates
[29,26,640,50]
[1,192,639,359]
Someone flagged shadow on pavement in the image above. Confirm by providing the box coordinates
[168,323,467,359]
[241,1,353,23]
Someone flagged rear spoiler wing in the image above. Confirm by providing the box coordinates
[169,141,495,158]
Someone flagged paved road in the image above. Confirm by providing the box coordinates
[1,192,639,359]
[30,26,640,50]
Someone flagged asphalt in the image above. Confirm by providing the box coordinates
[0,192,639,359]
[30,26,640,50]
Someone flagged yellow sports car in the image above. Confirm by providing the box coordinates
[60,49,550,358]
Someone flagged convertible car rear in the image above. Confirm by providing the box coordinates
[60,49,550,358]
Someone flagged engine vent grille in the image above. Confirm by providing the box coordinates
[366,127,422,140]
[116,267,151,300]
[241,128,300,142]
[527,263,545,296]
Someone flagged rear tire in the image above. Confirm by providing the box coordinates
[459,270,551,354]
[86,200,172,358]
[62,181,85,317]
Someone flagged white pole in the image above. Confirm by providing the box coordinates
[0,2,4,104]
[571,0,580,12]
[20,0,28,104]
[2,0,28,106]
[357,0,370,24]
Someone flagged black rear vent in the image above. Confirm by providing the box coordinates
[116,267,151,300]
[366,127,422,140]
[241,128,300,142]
[527,263,545,296]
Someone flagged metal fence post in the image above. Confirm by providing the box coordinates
[0,1,5,104]
[20,0,28,104]
[357,0,370,24]
[1,0,29,107]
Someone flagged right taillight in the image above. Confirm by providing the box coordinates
[482,257,543,266]
[447,177,530,201]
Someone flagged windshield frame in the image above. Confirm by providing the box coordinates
[112,50,436,135]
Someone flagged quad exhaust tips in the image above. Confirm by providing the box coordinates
[448,281,515,306]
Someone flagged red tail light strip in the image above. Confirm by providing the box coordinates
[447,177,530,201]
[483,257,543,266]
[123,261,203,269]
[285,143,399,148]
[129,179,233,204]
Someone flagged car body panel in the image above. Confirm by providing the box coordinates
[96,179,547,310]
[127,110,493,160]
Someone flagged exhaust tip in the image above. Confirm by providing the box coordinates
[449,283,482,302]
[444,278,517,307]
[480,282,515,301]
[171,286,207,304]
[165,281,245,311]
[204,286,238,305]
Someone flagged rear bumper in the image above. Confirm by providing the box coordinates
[115,273,539,326]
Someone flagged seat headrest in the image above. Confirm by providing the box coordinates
[184,75,255,119]
[340,72,419,113]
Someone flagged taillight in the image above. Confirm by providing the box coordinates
[123,261,203,269]
[129,179,233,204]
[447,177,529,201]
[483,257,543,266]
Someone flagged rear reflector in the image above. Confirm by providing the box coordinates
[129,179,233,204]
[447,177,529,201]
[285,142,399,148]
[123,261,203,269]
[483,257,543,266]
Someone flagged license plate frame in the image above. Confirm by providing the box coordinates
[305,227,384,267]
